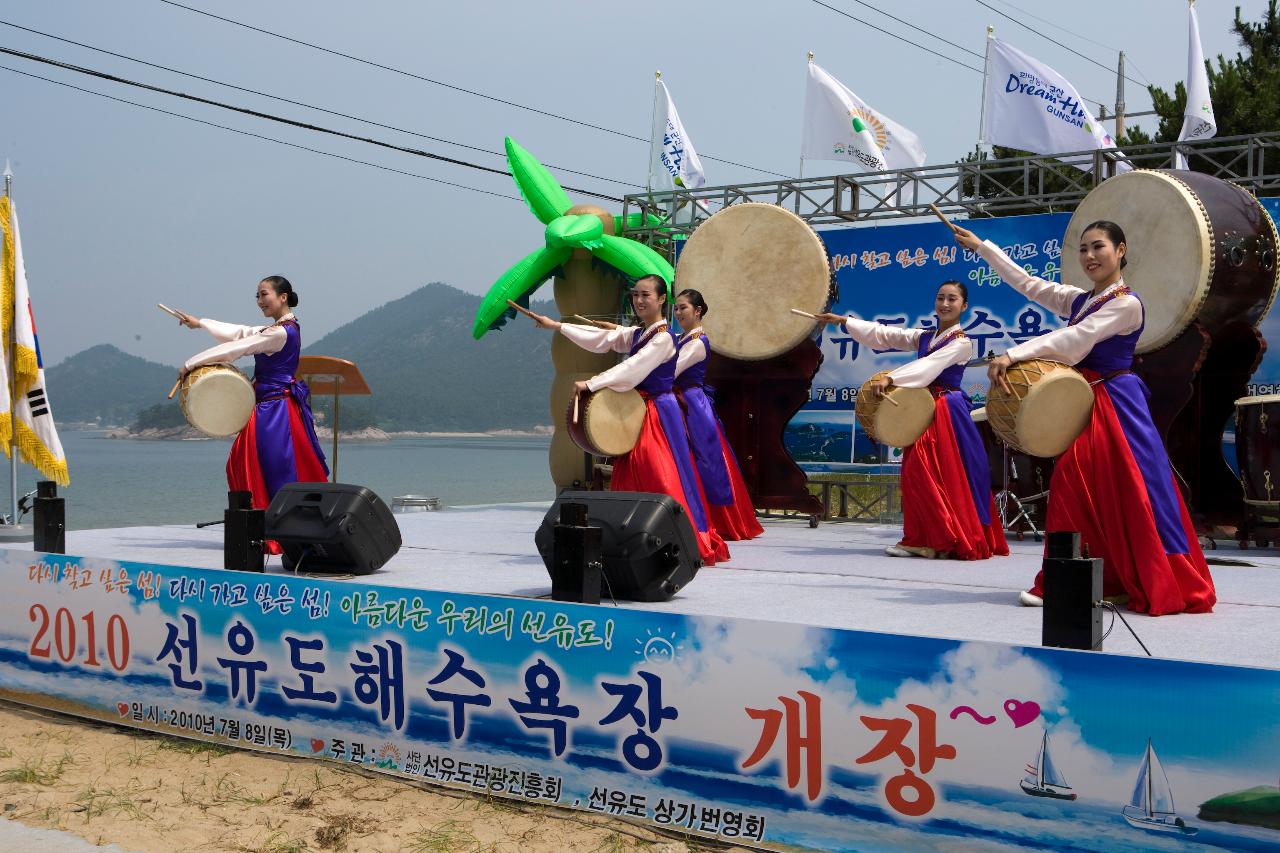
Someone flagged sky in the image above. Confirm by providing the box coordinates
[0,0,1273,368]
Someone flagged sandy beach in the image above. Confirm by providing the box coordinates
[0,701,734,853]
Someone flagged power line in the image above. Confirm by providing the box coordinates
[0,18,641,190]
[0,63,522,201]
[983,0,1122,55]
[971,0,1150,94]
[0,44,624,203]
[154,0,789,179]
[837,0,985,60]
[809,0,984,73]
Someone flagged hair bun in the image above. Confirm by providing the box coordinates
[287,292,299,308]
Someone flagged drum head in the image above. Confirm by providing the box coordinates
[583,389,646,456]
[182,366,254,437]
[1011,368,1094,457]
[1064,170,1210,353]
[855,375,936,448]
[970,406,988,423]
[675,203,831,360]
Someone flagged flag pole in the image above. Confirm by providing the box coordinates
[647,71,662,193]
[800,52,813,179]
[976,26,994,156]
[2,163,17,532]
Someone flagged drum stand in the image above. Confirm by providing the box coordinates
[995,444,1046,542]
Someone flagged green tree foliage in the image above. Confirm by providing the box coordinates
[132,402,187,430]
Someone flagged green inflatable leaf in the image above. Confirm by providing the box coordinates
[545,214,604,250]
[613,211,667,233]
[505,137,573,225]
[592,235,675,299]
[473,245,572,339]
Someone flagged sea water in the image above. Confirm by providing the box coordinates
[22,431,553,530]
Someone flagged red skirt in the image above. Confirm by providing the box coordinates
[1028,379,1215,615]
[612,401,730,565]
[899,395,1008,560]
[708,433,764,541]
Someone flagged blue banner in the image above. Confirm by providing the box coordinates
[2,550,1279,851]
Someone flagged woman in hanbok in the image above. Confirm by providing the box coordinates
[177,276,328,523]
[672,289,763,541]
[954,221,1215,615]
[817,282,1008,561]
[528,275,729,565]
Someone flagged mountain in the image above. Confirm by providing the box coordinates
[304,282,554,431]
[46,344,177,426]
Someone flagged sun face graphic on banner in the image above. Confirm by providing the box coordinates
[851,107,890,152]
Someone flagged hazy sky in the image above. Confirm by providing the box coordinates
[1,0,1270,368]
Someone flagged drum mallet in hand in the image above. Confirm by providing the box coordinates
[928,203,960,233]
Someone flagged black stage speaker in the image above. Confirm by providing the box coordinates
[547,501,603,604]
[1042,531,1104,651]
[266,483,401,575]
[224,490,265,572]
[535,491,701,602]
[33,480,65,554]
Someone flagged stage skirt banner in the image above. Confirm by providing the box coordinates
[799,200,1280,465]
[1,549,1278,852]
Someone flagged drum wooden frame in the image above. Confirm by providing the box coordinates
[854,372,935,448]
[1234,393,1280,508]
[986,360,1094,458]
[180,364,255,438]
[674,202,833,361]
[566,388,646,457]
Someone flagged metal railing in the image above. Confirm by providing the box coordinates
[622,131,1280,241]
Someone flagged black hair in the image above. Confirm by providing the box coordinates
[937,280,968,304]
[676,288,709,319]
[633,273,668,300]
[1080,220,1128,269]
[261,275,298,308]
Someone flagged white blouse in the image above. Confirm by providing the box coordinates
[977,240,1141,365]
[674,328,706,378]
[184,313,294,371]
[841,317,973,388]
[559,320,675,393]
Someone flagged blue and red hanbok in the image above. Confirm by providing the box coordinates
[674,332,763,541]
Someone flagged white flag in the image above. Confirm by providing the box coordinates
[801,62,925,171]
[1,199,67,485]
[1176,4,1217,169]
[650,80,706,190]
[984,38,1130,173]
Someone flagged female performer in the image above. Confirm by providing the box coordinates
[177,276,329,523]
[954,221,1215,615]
[816,282,1008,561]
[673,289,764,541]
[528,275,729,565]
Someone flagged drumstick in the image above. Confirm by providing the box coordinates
[505,299,539,321]
[790,308,819,320]
[571,314,606,328]
[572,389,580,424]
[157,302,184,320]
[167,378,182,400]
[928,203,959,233]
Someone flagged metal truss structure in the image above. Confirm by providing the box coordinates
[621,131,1280,243]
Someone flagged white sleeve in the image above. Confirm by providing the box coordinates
[586,333,675,392]
[198,317,261,343]
[1005,295,1142,365]
[841,317,924,352]
[185,325,287,371]
[977,240,1087,317]
[674,338,707,378]
[887,336,972,389]
[558,323,636,354]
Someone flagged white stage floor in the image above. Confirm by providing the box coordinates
[7,503,1279,670]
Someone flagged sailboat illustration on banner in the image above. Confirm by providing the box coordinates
[1020,731,1077,800]
[1122,738,1198,835]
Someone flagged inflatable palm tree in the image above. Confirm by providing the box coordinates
[474,138,674,490]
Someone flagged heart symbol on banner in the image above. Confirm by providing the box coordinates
[116,703,130,717]
[310,738,325,754]
[1004,699,1041,728]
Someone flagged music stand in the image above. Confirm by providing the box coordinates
[296,356,372,483]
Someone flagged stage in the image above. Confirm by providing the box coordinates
[8,503,1278,669]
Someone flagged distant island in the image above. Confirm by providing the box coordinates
[1199,785,1280,830]
[47,283,557,435]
